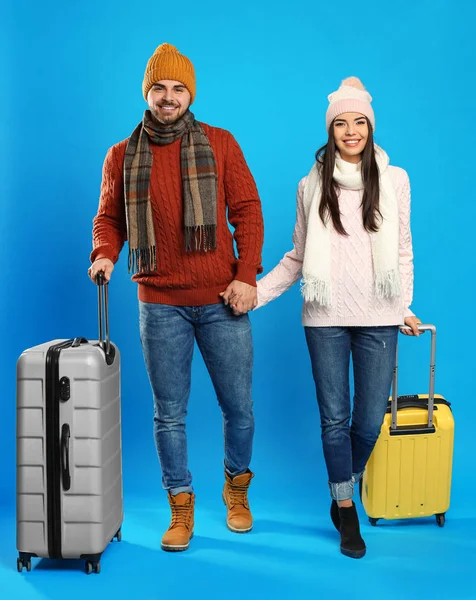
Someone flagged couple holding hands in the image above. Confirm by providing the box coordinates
[88,43,421,559]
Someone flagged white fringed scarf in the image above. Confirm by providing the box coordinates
[301,146,401,306]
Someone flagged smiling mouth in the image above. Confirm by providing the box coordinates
[343,139,362,147]
[159,105,178,111]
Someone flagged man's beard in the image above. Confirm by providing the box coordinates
[151,103,182,125]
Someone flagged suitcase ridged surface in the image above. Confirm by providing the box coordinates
[16,339,123,560]
[361,393,454,520]
[17,341,63,558]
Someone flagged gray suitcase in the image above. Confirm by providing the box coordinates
[16,276,123,574]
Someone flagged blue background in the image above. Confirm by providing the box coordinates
[1,0,475,598]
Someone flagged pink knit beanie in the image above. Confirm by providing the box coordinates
[325,77,375,131]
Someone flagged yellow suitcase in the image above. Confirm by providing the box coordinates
[360,324,454,527]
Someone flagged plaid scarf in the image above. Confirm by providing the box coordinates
[123,109,218,273]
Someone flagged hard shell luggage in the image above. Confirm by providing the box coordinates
[16,275,123,574]
[360,324,454,527]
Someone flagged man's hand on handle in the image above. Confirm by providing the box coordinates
[88,259,114,284]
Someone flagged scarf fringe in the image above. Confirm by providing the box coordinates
[184,225,217,252]
[128,246,157,274]
[300,277,331,306]
[375,269,401,299]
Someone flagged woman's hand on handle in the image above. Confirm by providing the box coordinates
[401,316,422,336]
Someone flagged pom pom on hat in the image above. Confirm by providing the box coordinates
[340,76,366,90]
[325,76,375,131]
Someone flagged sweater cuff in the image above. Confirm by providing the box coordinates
[404,306,415,319]
[90,245,118,265]
[234,262,258,287]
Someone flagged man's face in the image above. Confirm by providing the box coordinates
[147,80,191,125]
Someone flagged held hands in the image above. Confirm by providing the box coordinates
[401,316,423,337]
[88,259,114,284]
[220,280,257,316]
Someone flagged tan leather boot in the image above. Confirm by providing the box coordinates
[223,470,254,533]
[161,492,194,552]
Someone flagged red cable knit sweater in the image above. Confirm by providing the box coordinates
[91,124,264,306]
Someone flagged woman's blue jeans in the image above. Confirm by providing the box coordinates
[305,326,398,501]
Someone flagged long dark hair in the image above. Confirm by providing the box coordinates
[315,118,381,235]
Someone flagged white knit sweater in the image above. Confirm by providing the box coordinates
[256,166,415,326]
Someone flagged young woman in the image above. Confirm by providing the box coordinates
[256,77,422,559]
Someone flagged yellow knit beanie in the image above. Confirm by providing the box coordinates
[142,43,196,103]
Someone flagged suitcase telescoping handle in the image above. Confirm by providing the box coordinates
[391,324,436,431]
[95,272,111,357]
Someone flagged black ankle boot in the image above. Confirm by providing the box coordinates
[338,503,366,559]
[330,500,340,531]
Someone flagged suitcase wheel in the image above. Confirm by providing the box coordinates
[436,513,446,527]
[17,556,31,573]
[369,518,379,527]
[112,528,122,543]
[85,560,101,575]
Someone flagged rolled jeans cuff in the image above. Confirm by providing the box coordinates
[352,471,364,484]
[329,480,354,501]
[170,485,193,496]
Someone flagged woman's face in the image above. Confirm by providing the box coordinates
[332,113,369,163]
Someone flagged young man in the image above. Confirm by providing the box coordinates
[88,43,264,552]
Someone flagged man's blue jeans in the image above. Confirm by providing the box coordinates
[139,301,254,495]
[305,326,398,501]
